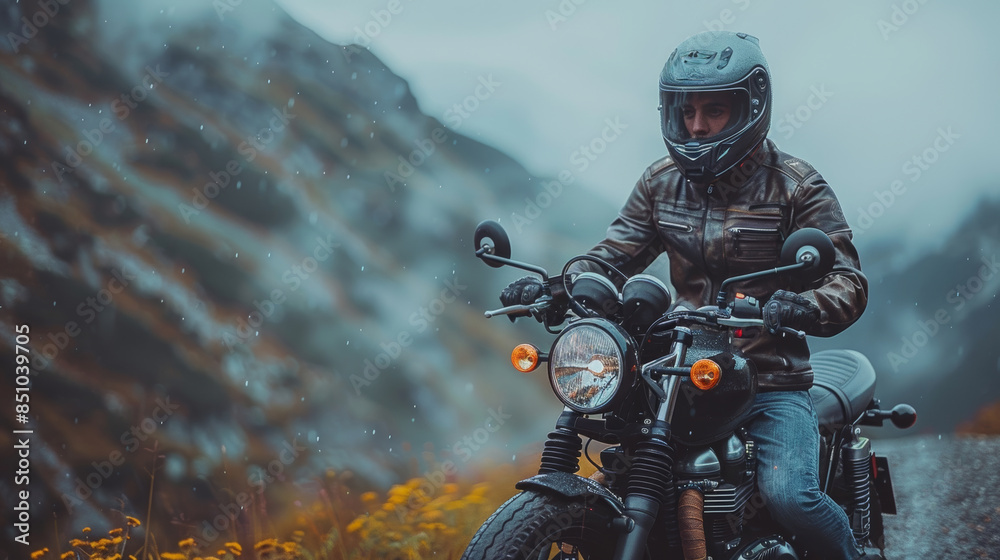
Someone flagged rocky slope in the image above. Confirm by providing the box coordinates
[0,0,606,546]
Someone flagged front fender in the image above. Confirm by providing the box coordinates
[515,471,625,516]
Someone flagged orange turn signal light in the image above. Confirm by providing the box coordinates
[511,344,541,373]
[690,359,722,390]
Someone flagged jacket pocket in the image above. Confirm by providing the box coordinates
[729,226,783,260]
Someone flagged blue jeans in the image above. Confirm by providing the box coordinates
[743,390,862,560]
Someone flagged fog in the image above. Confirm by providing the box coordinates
[276,0,998,263]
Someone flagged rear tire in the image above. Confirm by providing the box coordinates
[461,491,617,559]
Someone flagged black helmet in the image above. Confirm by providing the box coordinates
[659,31,771,183]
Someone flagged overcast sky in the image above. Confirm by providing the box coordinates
[271,0,995,263]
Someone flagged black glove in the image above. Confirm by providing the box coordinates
[500,276,544,307]
[762,290,821,334]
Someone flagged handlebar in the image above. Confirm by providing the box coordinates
[484,300,551,319]
[667,305,806,339]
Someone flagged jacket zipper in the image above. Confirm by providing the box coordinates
[658,220,694,232]
[703,185,713,293]
[730,226,783,236]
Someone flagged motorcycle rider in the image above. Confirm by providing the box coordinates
[501,31,879,559]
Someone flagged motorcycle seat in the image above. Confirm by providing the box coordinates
[808,349,876,429]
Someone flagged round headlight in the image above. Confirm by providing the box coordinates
[548,321,632,414]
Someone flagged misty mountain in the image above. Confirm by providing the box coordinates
[0,0,993,550]
[0,0,605,543]
[812,195,1000,436]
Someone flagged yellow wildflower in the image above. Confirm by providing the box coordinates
[253,538,278,552]
[443,499,467,511]
[387,485,410,497]
[419,510,444,523]
[281,542,298,554]
[291,530,304,542]
[108,528,123,537]
[68,539,87,548]
[30,548,49,560]
[160,554,186,560]
[360,491,378,502]
[465,494,487,505]
[179,538,198,550]
[125,516,141,527]
[346,517,366,533]
[225,542,242,556]
[61,553,76,560]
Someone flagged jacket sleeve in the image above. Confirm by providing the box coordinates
[791,172,869,337]
[568,175,665,287]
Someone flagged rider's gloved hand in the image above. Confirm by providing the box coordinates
[500,276,544,307]
[762,289,821,334]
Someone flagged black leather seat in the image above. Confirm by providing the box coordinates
[808,349,876,429]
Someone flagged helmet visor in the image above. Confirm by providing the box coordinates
[661,87,752,145]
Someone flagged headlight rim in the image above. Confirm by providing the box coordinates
[547,318,637,415]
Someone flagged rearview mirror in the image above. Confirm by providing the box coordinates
[779,228,835,282]
[474,220,512,268]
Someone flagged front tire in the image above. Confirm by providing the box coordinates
[461,491,617,559]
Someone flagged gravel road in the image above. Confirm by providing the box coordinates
[875,435,1000,559]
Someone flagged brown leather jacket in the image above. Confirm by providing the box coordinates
[573,139,868,390]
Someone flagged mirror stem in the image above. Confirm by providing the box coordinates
[715,260,810,307]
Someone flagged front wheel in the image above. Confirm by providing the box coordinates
[461,491,617,559]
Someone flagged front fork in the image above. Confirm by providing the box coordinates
[613,344,686,560]
[536,335,690,560]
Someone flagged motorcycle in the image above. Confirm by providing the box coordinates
[461,220,916,560]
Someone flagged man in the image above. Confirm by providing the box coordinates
[501,32,877,559]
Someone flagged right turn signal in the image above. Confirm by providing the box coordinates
[690,359,722,391]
